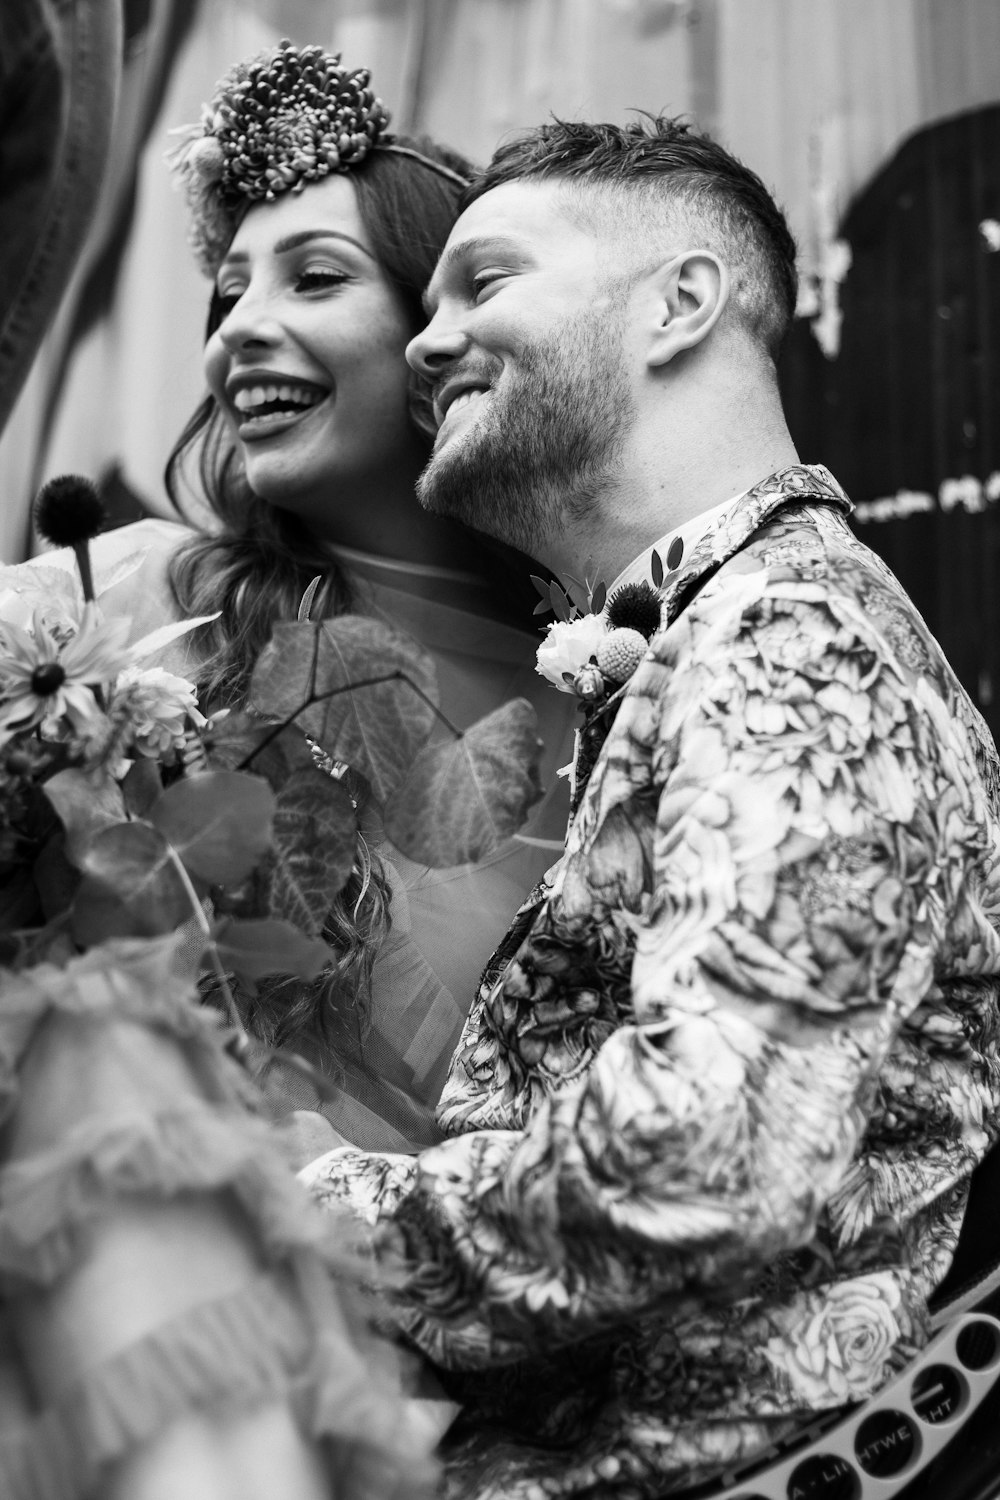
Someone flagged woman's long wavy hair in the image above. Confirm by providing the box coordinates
[165,139,473,1052]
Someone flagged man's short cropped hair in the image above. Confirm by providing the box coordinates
[462,116,798,359]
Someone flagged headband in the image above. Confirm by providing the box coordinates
[169,40,470,278]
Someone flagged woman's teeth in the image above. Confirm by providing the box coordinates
[234,383,324,417]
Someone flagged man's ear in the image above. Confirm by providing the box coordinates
[646,250,729,367]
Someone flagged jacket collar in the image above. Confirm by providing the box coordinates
[656,463,852,628]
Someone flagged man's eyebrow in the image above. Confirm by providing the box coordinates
[422,235,526,315]
[218,229,375,270]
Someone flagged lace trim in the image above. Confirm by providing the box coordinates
[0,1101,368,1285]
[0,1274,433,1500]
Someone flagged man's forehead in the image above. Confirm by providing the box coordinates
[426,180,595,299]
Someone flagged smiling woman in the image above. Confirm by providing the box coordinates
[105,41,575,1153]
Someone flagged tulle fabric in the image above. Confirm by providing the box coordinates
[0,930,439,1500]
[262,556,576,1151]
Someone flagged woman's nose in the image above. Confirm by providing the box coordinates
[406,313,469,380]
[217,290,283,354]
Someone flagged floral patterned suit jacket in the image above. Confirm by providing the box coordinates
[307,465,1000,1500]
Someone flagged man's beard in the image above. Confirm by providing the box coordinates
[416,307,635,558]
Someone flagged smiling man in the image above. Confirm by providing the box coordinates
[305,118,1000,1500]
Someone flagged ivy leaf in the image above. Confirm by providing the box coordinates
[148,770,276,887]
[265,768,358,935]
[384,698,543,867]
[71,822,192,943]
[202,711,315,787]
[250,618,439,802]
[212,916,331,983]
[650,548,664,588]
[42,767,127,865]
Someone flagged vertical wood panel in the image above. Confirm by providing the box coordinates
[781,106,1000,733]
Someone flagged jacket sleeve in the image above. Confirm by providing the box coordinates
[311,560,999,1370]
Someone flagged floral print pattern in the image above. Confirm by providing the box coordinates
[305,466,1000,1499]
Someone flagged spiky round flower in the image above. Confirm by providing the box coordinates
[605,580,662,640]
[0,605,131,743]
[34,474,107,549]
[170,41,393,277]
[596,627,648,684]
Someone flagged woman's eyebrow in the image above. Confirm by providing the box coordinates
[219,229,375,268]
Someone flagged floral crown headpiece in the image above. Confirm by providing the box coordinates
[170,40,470,278]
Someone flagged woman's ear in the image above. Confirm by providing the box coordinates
[646,250,729,367]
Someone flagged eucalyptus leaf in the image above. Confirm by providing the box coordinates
[149,770,276,887]
[250,617,439,802]
[71,822,192,943]
[549,581,571,622]
[384,698,543,867]
[266,768,357,935]
[34,832,80,919]
[42,767,127,865]
[212,916,331,982]
[121,758,163,818]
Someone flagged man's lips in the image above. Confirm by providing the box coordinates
[433,378,492,427]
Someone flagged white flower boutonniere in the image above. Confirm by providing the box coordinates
[531,569,664,705]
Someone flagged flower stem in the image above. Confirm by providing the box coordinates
[72,541,96,604]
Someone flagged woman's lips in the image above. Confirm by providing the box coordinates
[234,389,331,442]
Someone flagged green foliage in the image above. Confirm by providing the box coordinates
[212,916,330,984]
[71,822,192,942]
[148,771,275,886]
[250,617,438,802]
[384,699,543,866]
[264,767,358,936]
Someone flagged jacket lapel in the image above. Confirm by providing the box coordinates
[657,463,852,629]
[568,465,852,817]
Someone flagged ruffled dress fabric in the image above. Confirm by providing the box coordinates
[0,931,439,1500]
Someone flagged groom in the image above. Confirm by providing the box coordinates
[307,118,1000,1499]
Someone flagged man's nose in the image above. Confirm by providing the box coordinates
[406,313,469,379]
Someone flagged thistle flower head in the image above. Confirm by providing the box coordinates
[605,580,662,640]
[34,475,107,549]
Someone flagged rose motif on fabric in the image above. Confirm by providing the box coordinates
[764,1273,903,1405]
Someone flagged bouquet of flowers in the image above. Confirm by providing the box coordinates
[0,477,543,1500]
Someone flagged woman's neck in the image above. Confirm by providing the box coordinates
[303,463,497,579]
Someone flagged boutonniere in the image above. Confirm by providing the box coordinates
[532,568,663,703]
[531,564,664,810]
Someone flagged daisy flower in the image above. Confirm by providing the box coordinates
[0,604,132,742]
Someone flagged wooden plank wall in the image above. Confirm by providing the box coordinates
[780,104,1000,734]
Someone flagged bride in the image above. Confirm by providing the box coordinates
[0,40,573,1500]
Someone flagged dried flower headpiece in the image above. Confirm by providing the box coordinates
[169,40,470,277]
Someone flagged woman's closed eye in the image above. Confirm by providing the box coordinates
[295,267,350,295]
